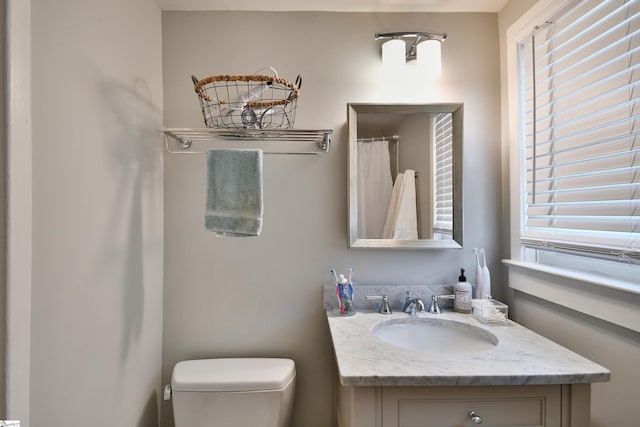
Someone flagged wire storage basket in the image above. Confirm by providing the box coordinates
[192,68,301,129]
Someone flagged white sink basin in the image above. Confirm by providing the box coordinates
[372,318,498,353]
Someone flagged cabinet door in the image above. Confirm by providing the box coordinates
[382,385,561,427]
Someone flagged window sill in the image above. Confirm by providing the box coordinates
[503,259,640,333]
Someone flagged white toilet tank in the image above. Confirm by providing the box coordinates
[171,358,296,427]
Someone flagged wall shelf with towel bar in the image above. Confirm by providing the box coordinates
[160,127,332,155]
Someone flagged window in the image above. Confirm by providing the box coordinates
[517,0,639,270]
[433,112,453,237]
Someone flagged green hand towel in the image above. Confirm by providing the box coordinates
[205,149,263,237]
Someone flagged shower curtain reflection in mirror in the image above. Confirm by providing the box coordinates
[357,139,393,238]
[357,137,419,239]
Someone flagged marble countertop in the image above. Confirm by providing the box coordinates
[326,309,611,387]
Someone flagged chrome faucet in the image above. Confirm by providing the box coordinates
[402,291,425,315]
[428,294,455,314]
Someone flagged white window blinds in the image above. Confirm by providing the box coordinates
[433,112,454,234]
[519,0,640,259]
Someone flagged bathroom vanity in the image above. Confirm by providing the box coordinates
[326,301,610,427]
[337,383,573,427]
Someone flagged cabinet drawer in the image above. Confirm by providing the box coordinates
[396,397,543,426]
[382,386,561,427]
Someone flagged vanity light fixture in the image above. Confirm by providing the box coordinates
[375,31,447,78]
[381,38,406,70]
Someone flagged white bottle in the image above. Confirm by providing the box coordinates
[454,268,472,314]
[474,248,484,298]
[480,248,491,299]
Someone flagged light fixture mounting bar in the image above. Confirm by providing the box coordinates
[374,31,447,42]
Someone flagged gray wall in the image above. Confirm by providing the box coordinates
[510,293,640,426]
[29,0,164,425]
[162,11,501,427]
[0,0,7,417]
[498,1,640,425]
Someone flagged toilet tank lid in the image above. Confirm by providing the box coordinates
[171,358,296,392]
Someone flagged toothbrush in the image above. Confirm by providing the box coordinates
[331,269,339,283]
[331,270,343,313]
[474,248,483,299]
[347,268,354,306]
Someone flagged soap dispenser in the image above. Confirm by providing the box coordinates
[454,268,472,313]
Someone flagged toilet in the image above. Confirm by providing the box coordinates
[169,358,296,427]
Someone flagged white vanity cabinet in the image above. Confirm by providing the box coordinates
[326,303,608,427]
[337,383,590,427]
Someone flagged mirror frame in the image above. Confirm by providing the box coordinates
[347,103,464,249]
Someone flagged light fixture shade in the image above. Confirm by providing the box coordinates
[381,39,406,69]
[417,39,442,79]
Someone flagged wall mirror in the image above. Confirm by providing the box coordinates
[348,103,463,249]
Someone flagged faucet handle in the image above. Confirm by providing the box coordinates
[428,295,441,314]
[366,295,392,314]
[429,294,454,314]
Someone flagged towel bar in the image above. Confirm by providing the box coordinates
[160,127,332,155]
